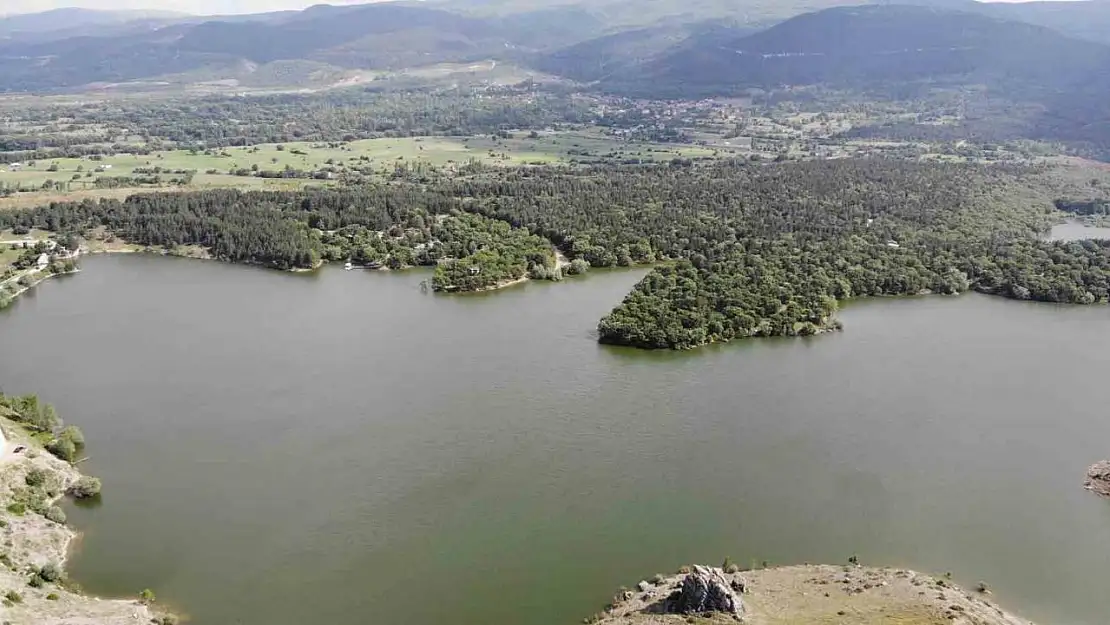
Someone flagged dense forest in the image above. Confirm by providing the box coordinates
[5,158,1110,349]
[0,89,590,164]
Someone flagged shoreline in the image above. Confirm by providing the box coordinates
[0,415,158,624]
[0,267,81,311]
[593,564,1034,625]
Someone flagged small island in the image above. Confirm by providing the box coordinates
[591,563,1032,625]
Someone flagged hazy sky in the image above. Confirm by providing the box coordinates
[0,0,1070,16]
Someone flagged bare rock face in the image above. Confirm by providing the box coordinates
[1085,460,1110,497]
[667,565,742,616]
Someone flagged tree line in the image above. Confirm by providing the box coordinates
[3,158,1108,348]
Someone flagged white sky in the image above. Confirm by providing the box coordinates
[0,0,1076,16]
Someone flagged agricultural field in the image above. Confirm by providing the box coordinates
[0,130,743,209]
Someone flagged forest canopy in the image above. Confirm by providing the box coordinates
[3,158,1106,349]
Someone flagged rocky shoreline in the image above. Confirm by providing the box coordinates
[590,564,1034,625]
[0,417,158,625]
[1084,460,1110,497]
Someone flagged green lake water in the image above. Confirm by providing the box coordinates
[3,254,1110,625]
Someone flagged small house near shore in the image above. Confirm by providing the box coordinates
[35,253,49,269]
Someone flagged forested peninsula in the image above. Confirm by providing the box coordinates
[3,158,1109,349]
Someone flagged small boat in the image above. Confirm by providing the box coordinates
[344,262,353,271]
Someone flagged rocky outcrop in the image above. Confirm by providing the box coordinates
[592,564,1035,625]
[667,565,742,616]
[1085,460,1110,497]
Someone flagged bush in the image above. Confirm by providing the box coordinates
[24,468,47,488]
[139,588,156,604]
[46,593,59,600]
[37,563,63,584]
[47,438,77,463]
[4,590,22,603]
[68,476,101,499]
[5,503,25,516]
[26,575,43,589]
[44,506,66,525]
[566,258,590,275]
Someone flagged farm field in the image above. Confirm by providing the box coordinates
[0,130,742,209]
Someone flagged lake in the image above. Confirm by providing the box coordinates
[3,255,1110,625]
[1048,220,1110,241]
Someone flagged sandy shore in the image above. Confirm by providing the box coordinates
[0,417,156,625]
[592,564,1033,625]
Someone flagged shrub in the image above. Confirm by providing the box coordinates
[46,593,59,601]
[139,588,156,604]
[4,590,21,603]
[68,476,101,499]
[47,438,77,463]
[567,258,590,275]
[37,563,63,583]
[24,469,47,488]
[26,575,42,589]
[44,506,66,525]
[5,503,25,516]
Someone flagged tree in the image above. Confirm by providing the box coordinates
[567,258,590,275]
[59,425,85,448]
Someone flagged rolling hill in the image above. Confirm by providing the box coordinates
[0,8,187,36]
[599,5,1110,95]
[0,3,528,91]
[3,0,1110,94]
[532,21,756,83]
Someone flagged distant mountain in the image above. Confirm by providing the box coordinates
[436,0,862,28]
[534,21,756,83]
[0,2,620,91]
[608,5,1110,96]
[5,0,1110,95]
[0,3,533,91]
[0,8,190,45]
[0,8,187,35]
[174,4,498,64]
[984,0,1110,45]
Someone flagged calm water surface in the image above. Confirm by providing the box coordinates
[3,255,1110,625]
[1048,220,1110,241]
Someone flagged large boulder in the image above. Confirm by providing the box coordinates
[1085,460,1110,497]
[667,565,742,616]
